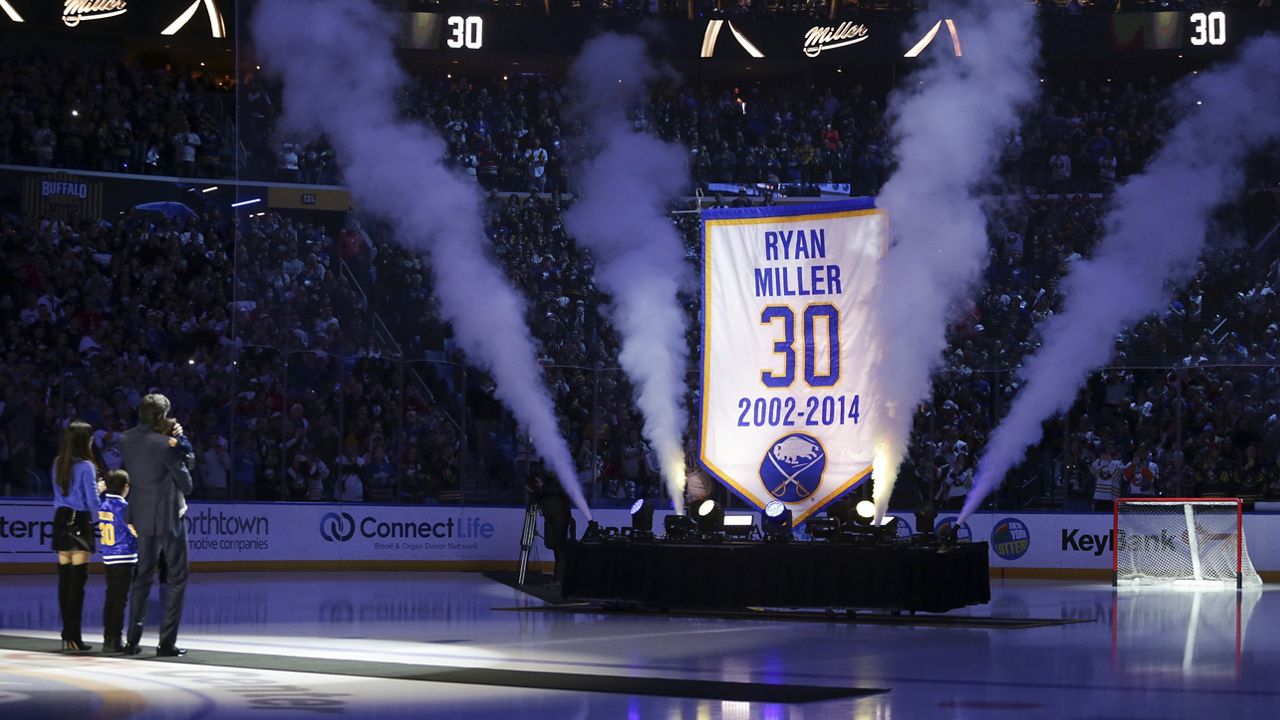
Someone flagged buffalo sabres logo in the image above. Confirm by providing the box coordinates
[759,433,825,502]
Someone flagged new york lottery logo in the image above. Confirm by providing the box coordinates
[891,517,914,539]
[935,517,972,542]
[991,517,1031,560]
[760,433,825,502]
[319,512,356,542]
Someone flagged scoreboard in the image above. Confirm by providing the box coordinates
[1188,11,1229,48]
[403,12,486,51]
[0,2,1270,59]
[393,8,1276,61]
[1106,10,1243,53]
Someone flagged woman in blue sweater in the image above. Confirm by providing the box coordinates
[52,421,100,652]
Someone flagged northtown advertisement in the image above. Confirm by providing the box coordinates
[0,502,547,565]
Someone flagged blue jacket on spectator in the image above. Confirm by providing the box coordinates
[52,461,98,513]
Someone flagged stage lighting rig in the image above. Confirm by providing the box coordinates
[581,520,605,542]
[630,498,655,539]
[762,501,793,542]
[839,514,903,546]
[722,514,756,540]
[695,499,725,538]
[807,515,841,540]
[663,513,697,541]
[854,500,877,527]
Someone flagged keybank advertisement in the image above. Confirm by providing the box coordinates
[3,502,1279,569]
[959,512,1280,570]
[0,501,637,564]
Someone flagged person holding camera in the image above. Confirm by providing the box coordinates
[524,471,570,580]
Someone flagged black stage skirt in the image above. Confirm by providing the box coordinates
[52,506,95,553]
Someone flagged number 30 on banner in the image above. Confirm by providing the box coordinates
[760,304,840,388]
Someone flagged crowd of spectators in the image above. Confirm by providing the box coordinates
[0,204,468,505]
[2,182,1277,509]
[393,71,1210,199]
[0,55,235,177]
[11,47,1260,202]
[0,206,235,498]
[349,191,683,504]
[4,47,1280,510]
[231,179,1280,511]
[897,191,1280,511]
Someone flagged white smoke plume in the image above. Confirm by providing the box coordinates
[962,35,1280,522]
[869,1,1040,517]
[563,33,692,513]
[252,0,591,518]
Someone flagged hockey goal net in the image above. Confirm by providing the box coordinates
[1114,498,1261,588]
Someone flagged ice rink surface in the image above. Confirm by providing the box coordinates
[0,571,1274,719]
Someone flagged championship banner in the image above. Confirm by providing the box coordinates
[22,172,103,222]
[700,198,886,525]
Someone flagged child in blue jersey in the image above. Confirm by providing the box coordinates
[98,469,137,654]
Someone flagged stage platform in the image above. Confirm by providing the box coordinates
[561,539,991,613]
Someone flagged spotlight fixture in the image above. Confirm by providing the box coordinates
[581,520,603,542]
[808,515,841,540]
[723,514,756,540]
[663,514,697,541]
[762,501,793,542]
[854,500,877,527]
[630,498,655,536]
[695,499,724,535]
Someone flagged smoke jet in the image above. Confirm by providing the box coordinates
[869,1,1039,517]
[253,0,591,517]
[563,34,692,513]
[962,35,1280,523]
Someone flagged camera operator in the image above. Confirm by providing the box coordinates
[524,470,570,581]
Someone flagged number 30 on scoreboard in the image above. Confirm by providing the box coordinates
[1188,11,1226,47]
[445,16,483,50]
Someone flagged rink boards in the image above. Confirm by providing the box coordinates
[3,501,1280,576]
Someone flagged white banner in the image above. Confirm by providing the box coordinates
[700,199,887,524]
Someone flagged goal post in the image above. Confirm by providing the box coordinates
[1114,498,1261,589]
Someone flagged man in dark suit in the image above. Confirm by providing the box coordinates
[120,394,193,657]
